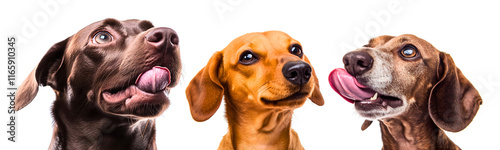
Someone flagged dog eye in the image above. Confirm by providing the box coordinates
[400,45,418,58]
[239,51,258,65]
[93,31,113,44]
[289,44,303,57]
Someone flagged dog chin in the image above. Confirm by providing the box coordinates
[126,102,169,118]
[99,93,170,119]
[355,98,408,120]
[102,102,169,119]
[260,92,309,108]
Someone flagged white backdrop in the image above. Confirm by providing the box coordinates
[1,0,499,149]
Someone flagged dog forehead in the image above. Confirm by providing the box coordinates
[223,31,300,64]
[72,18,152,40]
[368,34,424,48]
[367,35,395,48]
[226,31,298,53]
[68,19,153,50]
[75,18,123,36]
[368,34,438,55]
[93,19,154,32]
[121,19,155,34]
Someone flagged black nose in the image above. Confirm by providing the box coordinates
[343,51,373,76]
[282,61,312,85]
[145,27,178,51]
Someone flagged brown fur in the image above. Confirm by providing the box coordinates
[186,31,324,150]
[15,18,181,150]
[353,34,482,150]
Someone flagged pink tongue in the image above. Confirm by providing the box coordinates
[328,68,375,103]
[135,66,171,93]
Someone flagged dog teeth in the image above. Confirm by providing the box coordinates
[369,93,378,101]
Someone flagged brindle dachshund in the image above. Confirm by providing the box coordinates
[330,34,482,150]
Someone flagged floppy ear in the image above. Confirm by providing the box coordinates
[15,38,69,111]
[304,55,324,106]
[185,51,224,122]
[428,52,482,132]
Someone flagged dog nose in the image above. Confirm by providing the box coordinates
[145,27,178,51]
[343,51,373,76]
[282,61,312,85]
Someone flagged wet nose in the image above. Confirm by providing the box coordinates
[282,61,312,85]
[145,27,178,51]
[343,51,373,76]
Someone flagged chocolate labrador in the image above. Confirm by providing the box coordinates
[15,18,181,150]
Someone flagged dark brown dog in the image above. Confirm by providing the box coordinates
[329,34,482,149]
[15,18,181,150]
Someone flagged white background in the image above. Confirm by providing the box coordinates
[1,0,500,149]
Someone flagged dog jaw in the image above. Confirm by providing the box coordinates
[258,83,312,108]
[355,95,409,120]
[100,66,172,116]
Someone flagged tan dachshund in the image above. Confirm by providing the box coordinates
[186,31,324,150]
[329,34,482,149]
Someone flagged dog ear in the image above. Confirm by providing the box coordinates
[15,38,68,111]
[428,52,482,132]
[304,55,324,106]
[186,51,224,122]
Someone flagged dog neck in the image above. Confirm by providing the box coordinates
[379,106,459,150]
[221,98,303,150]
[50,94,157,150]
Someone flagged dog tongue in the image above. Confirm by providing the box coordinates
[135,66,171,93]
[328,68,376,103]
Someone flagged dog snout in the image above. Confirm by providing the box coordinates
[145,27,178,51]
[343,51,373,76]
[282,61,312,85]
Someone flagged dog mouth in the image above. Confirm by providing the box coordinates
[102,66,171,108]
[261,91,309,107]
[328,68,403,114]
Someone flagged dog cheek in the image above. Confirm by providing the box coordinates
[390,67,415,96]
[247,94,255,100]
[304,81,315,95]
[395,61,428,98]
[364,52,394,92]
[88,90,107,111]
[227,78,256,103]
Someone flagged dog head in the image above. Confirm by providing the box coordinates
[329,34,482,132]
[186,31,324,121]
[15,18,181,119]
